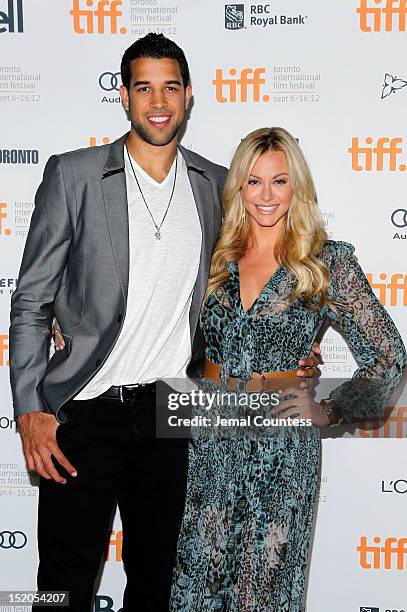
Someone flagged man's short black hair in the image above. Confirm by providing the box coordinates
[121,33,190,90]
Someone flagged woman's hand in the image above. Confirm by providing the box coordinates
[52,319,65,351]
[273,386,330,427]
[296,342,323,378]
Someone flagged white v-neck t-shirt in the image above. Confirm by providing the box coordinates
[75,148,202,400]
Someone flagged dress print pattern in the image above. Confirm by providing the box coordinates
[170,241,406,612]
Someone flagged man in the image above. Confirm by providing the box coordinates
[9,34,319,612]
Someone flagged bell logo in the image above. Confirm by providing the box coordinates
[348,137,405,171]
[367,273,407,306]
[70,0,127,35]
[212,68,269,103]
[95,596,123,612]
[357,0,407,32]
[105,530,122,562]
[0,203,12,236]
[357,536,407,569]
[0,0,24,33]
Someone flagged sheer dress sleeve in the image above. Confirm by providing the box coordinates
[322,241,406,423]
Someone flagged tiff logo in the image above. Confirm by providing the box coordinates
[0,203,12,236]
[212,68,270,103]
[358,406,407,438]
[0,335,9,366]
[348,137,405,171]
[105,530,122,562]
[367,273,407,306]
[88,136,111,147]
[357,0,407,31]
[70,0,127,34]
[0,0,23,33]
[357,536,407,569]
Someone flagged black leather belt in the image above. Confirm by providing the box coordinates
[99,382,156,402]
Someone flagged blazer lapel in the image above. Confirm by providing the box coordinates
[178,145,216,342]
[101,133,130,303]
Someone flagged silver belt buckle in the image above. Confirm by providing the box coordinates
[119,385,124,402]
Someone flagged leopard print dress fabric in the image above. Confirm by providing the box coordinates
[170,241,406,612]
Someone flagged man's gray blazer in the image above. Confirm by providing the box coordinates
[9,133,228,422]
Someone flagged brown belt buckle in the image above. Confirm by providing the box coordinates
[245,375,263,393]
[260,372,267,392]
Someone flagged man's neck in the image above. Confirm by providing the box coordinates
[125,130,178,184]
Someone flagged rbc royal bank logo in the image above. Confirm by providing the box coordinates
[225,4,244,29]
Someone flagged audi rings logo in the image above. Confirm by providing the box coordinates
[391,208,407,228]
[0,531,27,549]
[99,72,121,92]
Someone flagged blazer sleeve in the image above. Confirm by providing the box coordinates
[9,155,73,417]
[324,241,406,423]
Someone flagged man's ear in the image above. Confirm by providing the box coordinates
[185,84,193,111]
[119,84,129,112]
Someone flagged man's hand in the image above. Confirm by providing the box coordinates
[52,319,65,351]
[296,341,323,378]
[18,412,77,484]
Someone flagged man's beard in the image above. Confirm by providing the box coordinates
[131,116,184,147]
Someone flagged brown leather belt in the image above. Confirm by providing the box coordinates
[203,359,298,391]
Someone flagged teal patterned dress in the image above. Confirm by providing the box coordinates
[170,241,406,612]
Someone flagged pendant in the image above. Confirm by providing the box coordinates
[155,230,161,240]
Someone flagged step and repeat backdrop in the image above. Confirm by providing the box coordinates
[1,1,406,611]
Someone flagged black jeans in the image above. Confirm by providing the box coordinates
[33,389,188,612]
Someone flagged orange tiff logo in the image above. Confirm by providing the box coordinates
[348,137,404,171]
[88,136,111,147]
[357,536,407,569]
[70,0,127,34]
[0,203,12,237]
[357,0,407,31]
[358,406,407,438]
[0,335,9,367]
[212,68,269,103]
[105,530,122,562]
[367,273,407,306]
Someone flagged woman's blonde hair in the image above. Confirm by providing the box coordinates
[205,127,332,309]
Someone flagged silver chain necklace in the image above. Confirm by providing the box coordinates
[125,144,178,240]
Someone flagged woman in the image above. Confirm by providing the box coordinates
[170,127,406,611]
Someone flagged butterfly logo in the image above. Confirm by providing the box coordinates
[381,73,407,99]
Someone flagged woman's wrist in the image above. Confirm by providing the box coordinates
[320,398,341,426]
